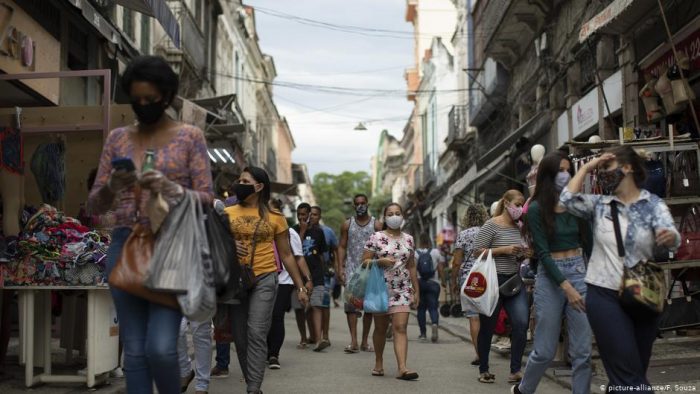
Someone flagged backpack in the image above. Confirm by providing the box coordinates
[416,250,435,280]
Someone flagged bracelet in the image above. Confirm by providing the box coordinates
[297,287,308,294]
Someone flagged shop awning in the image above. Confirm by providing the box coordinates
[116,0,180,48]
[207,148,236,165]
[579,0,657,43]
[271,182,298,196]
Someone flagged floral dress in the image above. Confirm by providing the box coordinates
[455,227,480,286]
[364,231,415,313]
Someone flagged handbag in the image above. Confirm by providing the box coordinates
[204,204,240,296]
[670,152,700,197]
[611,202,665,315]
[643,158,666,198]
[676,205,700,262]
[658,270,700,331]
[107,222,179,309]
[233,219,263,301]
[499,272,523,298]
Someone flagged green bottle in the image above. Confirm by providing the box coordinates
[142,149,156,173]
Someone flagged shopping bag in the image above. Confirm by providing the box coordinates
[177,194,217,321]
[204,204,240,297]
[460,250,499,317]
[363,264,388,313]
[144,191,198,293]
[344,264,370,310]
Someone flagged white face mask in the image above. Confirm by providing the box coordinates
[385,215,403,230]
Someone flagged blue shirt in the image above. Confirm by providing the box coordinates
[560,187,680,290]
[321,225,338,263]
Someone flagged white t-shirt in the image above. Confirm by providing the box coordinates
[415,248,444,283]
[279,228,303,285]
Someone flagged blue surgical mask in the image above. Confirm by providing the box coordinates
[555,171,571,192]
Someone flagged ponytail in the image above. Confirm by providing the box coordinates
[493,199,506,217]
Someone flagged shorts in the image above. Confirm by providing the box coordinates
[310,285,330,308]
[344,302,363,315]
[458,275,479,318]
[0,127,24,174]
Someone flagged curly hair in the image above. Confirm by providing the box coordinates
[461,203,489,228]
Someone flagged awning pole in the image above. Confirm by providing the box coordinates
[657,0,700,140]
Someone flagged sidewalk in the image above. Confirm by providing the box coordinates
[434,314,700,392]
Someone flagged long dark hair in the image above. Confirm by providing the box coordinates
[381,202,403,231]
[243,166,279,219]
[531,152,571,241]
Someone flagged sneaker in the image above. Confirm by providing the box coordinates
[508,371,524,383]
[268,357,280,370]
[418,334,427,342]
[431,324,438,343]
[511,384,522,394]
[180,370,195,392]
[110,367,124,378]
[210,366,229,378]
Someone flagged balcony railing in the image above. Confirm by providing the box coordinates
[447,105,469,146]
[165,0,205,71]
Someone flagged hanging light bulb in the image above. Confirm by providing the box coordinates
[354,122,367,131]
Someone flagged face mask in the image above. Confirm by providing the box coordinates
[232,183,256,202]
[506,204,523,221]
[355,204,368,216]
[598,167,626,195]
[555,171,571,192]
[385,215,403,230]
[131,100,166,125]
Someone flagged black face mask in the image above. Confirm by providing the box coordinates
[131,100,166,125]
[232,183,256,202]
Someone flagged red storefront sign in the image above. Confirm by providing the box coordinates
[642,28,700,77]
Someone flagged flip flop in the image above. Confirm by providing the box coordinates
[372,369,384,376]
[360,344,374,352]
[313,340,331,352]
[344,345,359,354]
[297,342,308,350]
[396,371,419,381]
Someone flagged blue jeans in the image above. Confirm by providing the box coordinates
[586,284,659,394]
[519,256,592,394]
[215,342,230,370]
[478,273,530,374]
[417,279,440,335]
[107,227,183,394]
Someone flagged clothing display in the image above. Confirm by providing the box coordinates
[1,204,111,286]
[30,141,66,204]
[0,127,24,175]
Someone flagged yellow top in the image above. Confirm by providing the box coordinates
[225,204,288,277]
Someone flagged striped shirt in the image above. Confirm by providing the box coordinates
[473,219,523,275]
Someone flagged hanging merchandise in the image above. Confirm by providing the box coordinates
[655,67,687,116]
[676,205,700,262]
[669,151,700,197]
[640,78,664,123]
[658,273,700,331]
[669,54,696,105]
[30,140,66,205]
[643,154,667,198]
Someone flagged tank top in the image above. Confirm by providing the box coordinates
[345,216,376,278]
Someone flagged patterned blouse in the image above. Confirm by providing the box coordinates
[455,227,481,283]
[560,187,680,290]
[88,125,213,228]
[364,231,415,308]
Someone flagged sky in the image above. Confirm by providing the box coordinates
[245,0,414,178]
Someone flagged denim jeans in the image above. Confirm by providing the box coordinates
[231,272,278,393]
[215,343,230,370]
[417,279,440,335]
[178,318,212,391]
[587,284,660,394]
[519,256,592,394]
[478,273,529,374]
[107,227,183,394]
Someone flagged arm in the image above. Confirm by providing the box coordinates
[337,220,350,284]
[407,253,420,307]
[87,130,121,215]
[437,260,446,287]
[296,256,313,292]
[472,221,516,257]
[652,200,681,250]
[527,204,566,285]
[561,153,615,220]
[451,248,464,293]
[187,126,214,204]
[275,231,309,305]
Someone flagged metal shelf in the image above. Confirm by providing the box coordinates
[658,260,700,270]
[664,196,700,206]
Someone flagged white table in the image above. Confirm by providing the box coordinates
[4,285,119,388]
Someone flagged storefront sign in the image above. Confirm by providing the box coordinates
[579,0,635,43]
[572,88,599,137]
[642,28,700,77]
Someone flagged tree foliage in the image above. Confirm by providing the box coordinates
[311,171,372,233]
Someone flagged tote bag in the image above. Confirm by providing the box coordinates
[460,250,499,317]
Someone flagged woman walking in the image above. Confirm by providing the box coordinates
[451,203,489,366]
[473,190,529,384]
[225,167,309,394]
[88,56,213,393]
[514,153,592,394]
[561,146,679,394]
[362,203,420,380]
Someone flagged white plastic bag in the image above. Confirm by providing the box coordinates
[460,250,499,317]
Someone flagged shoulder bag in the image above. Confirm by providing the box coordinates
[234,219,263,301]
[611,201,665,315]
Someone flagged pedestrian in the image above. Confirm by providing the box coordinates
[415,234,445,343]
[337,193,381,354]
[267,226,313,370]
[178,318,212,394]
[88,55,213,393]
[451,203,489,366]
[560,146,680,394]
[224,166,309,394]
[292,204,330,352]
[318,207,338,348]
[363,202,420,380]
[473,190,529,384]
[291,203,314,349]
[514,152,593,394]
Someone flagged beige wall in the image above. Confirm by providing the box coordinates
[0,0,61,104]
[276,122,293,184]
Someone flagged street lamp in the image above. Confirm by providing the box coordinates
[353,122,367,131]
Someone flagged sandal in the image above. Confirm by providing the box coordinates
[478,372,495,383]
[296,342,308,350]
[396,371,419,381]
[344,345,359,354]
[360,344,374,352]
[371,369,384,376]
[508,371,523,383]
